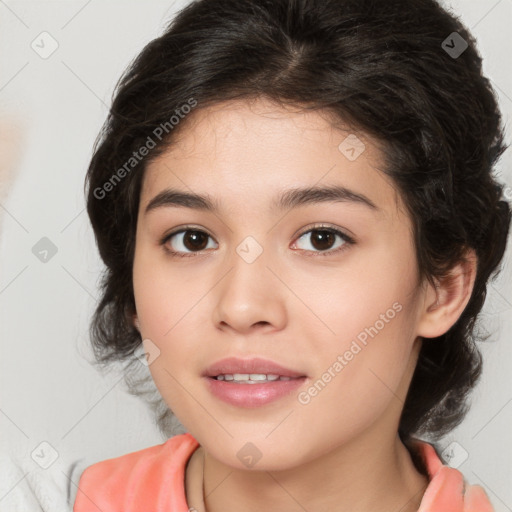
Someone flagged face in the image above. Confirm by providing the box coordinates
[132,97,428,471]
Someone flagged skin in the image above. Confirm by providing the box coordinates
[132,97,477,512]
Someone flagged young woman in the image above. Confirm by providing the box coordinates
[74,0,510,510]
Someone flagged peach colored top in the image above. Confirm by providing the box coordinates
[73,433,494,511]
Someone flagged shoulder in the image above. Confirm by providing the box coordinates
[409,439,495,512]
[73,433,199,512]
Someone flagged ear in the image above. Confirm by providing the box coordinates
[417,249,477,339]
[133,313,140,331]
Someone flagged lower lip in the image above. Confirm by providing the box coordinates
[204,376,307,407]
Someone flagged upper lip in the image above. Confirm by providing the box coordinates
[203,357,306,378]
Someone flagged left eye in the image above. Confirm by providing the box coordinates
[292,227,351,254]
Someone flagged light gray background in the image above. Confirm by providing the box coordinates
[0,0,511,509]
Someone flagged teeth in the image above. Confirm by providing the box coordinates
[214,373,293,382]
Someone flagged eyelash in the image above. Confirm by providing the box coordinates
[159,224,355,258]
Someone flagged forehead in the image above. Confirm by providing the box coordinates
[140,98,403,218]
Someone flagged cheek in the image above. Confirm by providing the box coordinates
[320,247,418,350]
[141,320,202,428]
[133,245,199,336]
[294,304,419,455]
[308,245,420,409]
[133,248,206,409]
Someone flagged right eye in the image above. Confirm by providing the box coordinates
[160,227,218,257]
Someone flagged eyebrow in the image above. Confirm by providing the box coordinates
[144,184,379,215]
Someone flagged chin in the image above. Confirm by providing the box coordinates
[203,436,309,472]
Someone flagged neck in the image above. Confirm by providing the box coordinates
[187,429,429,512]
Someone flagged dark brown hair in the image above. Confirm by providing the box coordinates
[84,0,511,443]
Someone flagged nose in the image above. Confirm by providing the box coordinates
[212,242,287,335]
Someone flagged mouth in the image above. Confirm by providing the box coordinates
[203,357,307,407]
[203,356,306,380]
[209,373,300,383]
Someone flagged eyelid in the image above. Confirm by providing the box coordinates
[159,224,216,244]
[293,223,355,243]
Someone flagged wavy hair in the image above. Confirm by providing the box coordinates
[84,0,511,444]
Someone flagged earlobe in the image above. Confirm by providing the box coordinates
[133,314,140,331]
[417,249,477,339]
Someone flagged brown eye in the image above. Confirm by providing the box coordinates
[163,229,217,255]
[161,224,354,258]
[293,227,353,255]
[309,230,336,251]
[181,230,209,251]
